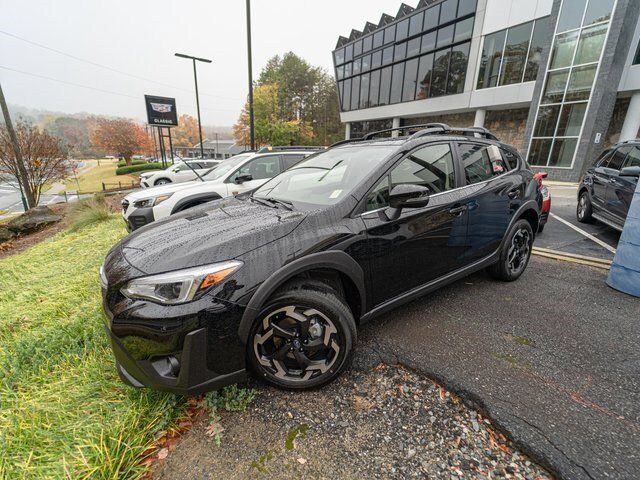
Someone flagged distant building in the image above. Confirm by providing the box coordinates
[174,139,249,159]
[332,0,640,181]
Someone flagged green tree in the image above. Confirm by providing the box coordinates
[234,52,342,147]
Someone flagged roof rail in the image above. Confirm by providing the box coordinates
[329,138,362,148]
[409,125,499,141]
[362,123,450,140]
[257,145,327,153]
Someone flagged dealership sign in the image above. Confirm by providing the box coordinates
[144,95,178,127]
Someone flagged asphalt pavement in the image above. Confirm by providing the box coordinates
[357,256,638,479]
[535,184,620,261]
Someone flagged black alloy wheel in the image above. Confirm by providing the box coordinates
[577,192,594,223]
[248,282,356,390]
[488,219,534,281]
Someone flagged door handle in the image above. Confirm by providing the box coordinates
[449,205,467,216]
[609,177,618,184]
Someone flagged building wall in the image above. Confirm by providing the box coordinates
[485,108,530,150]
[402,112,476,127]
[604,97,640,147]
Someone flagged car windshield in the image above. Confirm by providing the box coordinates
[202,154,251,180]
[253,145,396,209]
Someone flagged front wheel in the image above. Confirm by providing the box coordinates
[488,219,533,282]
[154,178,171,186]
[247,281,356,390]
[577,192,594,223]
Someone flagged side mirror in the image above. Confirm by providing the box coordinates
[620,166,640,178]
[389,184,430,209]
[234,174,253,184]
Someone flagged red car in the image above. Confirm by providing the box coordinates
[534,172,551,233]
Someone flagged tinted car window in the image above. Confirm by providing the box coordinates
[365,144,455,211]
[604,146,632,171]
[500,149,519,170]
[282,154,306,170]
[391,144,455,193]
[594,148,613,167]
[623,147,640,168]
[230,155,280,182]
[459,143,508,185]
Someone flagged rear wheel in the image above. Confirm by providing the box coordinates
[155,178,171,186]
[247,281,356,390]
[577,191,594,223]
[488,219,533,282]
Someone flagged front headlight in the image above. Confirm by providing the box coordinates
[121,260,243,305]
[133,193,173,209]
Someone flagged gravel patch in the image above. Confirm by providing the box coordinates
[153,364,552,479]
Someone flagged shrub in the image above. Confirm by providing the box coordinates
[115,163,164,175]
[117,159,147,167]
[68,195,113,231]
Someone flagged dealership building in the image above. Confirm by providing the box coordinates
[332,0,640,181]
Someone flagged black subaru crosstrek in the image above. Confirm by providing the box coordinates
[101,124,541,395]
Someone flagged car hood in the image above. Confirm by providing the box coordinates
[125,179,215,201]
[116,197,307,275]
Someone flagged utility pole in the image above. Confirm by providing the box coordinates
[175,53,212,159]
[246,0,255,150]
[0,82,32,210]
[215,132,219,159]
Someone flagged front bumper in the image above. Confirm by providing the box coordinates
[123,206,156,231]
[102,287,248,396]
[104,324,245,396]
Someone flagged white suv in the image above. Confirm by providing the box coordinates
[139,159,221,188]
[122,149,318,231]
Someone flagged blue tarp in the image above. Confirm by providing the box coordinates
[607,179,640,297]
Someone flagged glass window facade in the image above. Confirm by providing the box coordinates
[333,0,476,112]
[528,0,615,168]
[477,17,549,89]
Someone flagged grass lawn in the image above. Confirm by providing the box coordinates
[64,162,138,193]
[0,217,185,479]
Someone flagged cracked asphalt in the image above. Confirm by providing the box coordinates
[357,255,639,479]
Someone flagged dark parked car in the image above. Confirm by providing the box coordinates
[101,124,541,395]
[577,141,640,231]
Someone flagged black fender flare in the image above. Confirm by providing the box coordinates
[171,193,222,214]
[237,251,366,343]
[499,200,540,250]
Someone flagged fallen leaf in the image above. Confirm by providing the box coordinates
[157,448,169,460]
[297,458,307,464]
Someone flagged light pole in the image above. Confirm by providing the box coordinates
[175,53,212,159]
[246,0,255,150]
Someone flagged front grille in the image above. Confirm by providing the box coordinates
[122,199,130,214]
[130,216,148,228]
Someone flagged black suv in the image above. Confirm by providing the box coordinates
[577,140,640,231]
[101,124,541,395]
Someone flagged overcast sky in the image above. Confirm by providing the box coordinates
[0,0,398,126]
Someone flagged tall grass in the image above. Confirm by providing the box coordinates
[67,196,113,232]
[0,218,186,479]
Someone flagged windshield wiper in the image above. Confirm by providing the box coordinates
[250,196,277,208]
[252,196,294,211]
[266,197,294,211]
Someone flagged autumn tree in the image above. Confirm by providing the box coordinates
[234,52,342,147]
[171,114,201,147]
[0,121,70,206]
[90,118,149,165]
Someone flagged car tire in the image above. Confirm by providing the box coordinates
[577,191,594,223]
[487,219,534,282]
[247,280,356,390]
[155,178,171,186]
